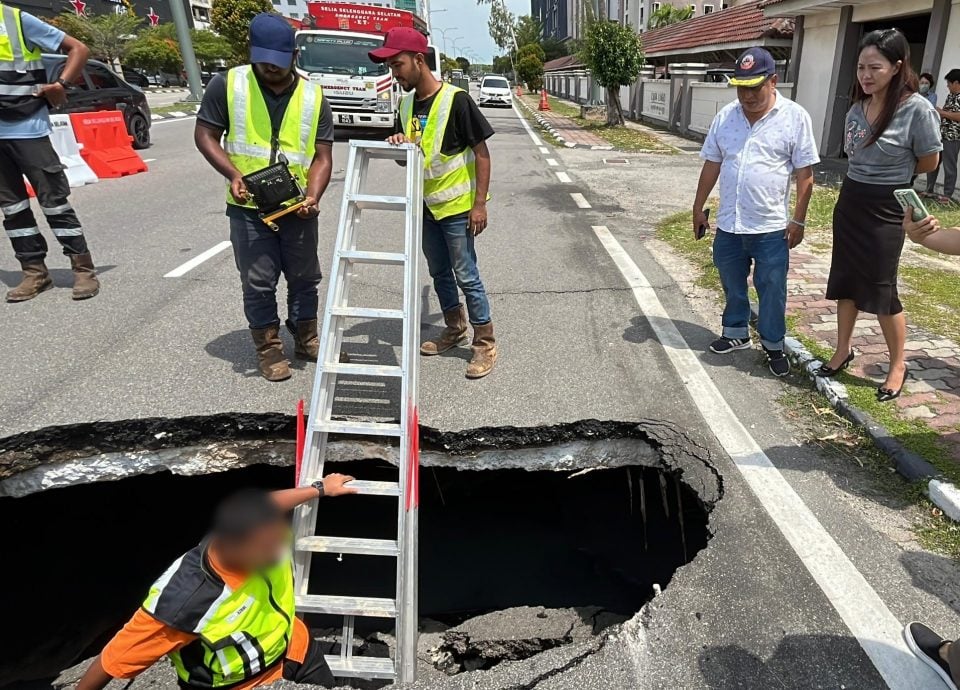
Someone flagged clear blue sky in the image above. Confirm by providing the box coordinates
[429,0,529,63]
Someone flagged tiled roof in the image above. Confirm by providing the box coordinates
[641,1,794,56]
[544,54,584,72]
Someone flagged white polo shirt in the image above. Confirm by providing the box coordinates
[701,92,820,234]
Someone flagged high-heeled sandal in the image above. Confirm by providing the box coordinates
[817,350,855,378]
[877,368,909,403]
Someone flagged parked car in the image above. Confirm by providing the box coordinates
[43,55,152,150]
[703,68,735,84]
[146,71,185,87]
[477,75,512,107]
[122,67,149,88]
[200,68,226,86]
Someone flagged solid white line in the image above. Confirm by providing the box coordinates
[163,240,232,278]
[538,146,549,154]
[143,158,156,163]
[151,116,196,125]
[555,171,572,184]
[589,224,941,690]
[512,105,543,146]
[546,158,558,167]
[570,192,591,208]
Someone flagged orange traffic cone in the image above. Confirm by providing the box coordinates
[538,89,551,111]
[516,84,523,97]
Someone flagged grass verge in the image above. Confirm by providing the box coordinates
[535,95,674,153]
[654,208,720,292]
[150,102,197,117]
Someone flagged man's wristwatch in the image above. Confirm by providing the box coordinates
[311,479,325,498]
[54,78,69,88]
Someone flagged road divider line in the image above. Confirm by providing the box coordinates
[546,158,558,167]
[570,193,591,209]
[143,158,156,163]
[555,171,572,184]
[538,146,549,154]
[151,116,196,125]
[513,105,543,147]
[164,241,232,278]
[589,224,941,690]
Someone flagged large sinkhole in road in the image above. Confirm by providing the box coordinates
[0,419,719,685]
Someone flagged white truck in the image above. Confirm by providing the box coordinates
[296,2,440,130]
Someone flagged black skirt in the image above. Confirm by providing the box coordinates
[826,177,906,315]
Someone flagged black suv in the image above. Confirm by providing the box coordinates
[42,55,152,150]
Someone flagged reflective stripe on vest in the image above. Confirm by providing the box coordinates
[400,84,478,220]
[223,65,322,208]
[143,550,296,688]
[0,5,44,73]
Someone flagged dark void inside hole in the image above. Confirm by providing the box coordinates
[1,458,709,687]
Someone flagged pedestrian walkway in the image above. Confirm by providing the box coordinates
[519,94,610,148]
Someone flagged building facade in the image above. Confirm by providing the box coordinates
[531,0,573,40]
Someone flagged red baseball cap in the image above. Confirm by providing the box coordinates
[369,27,431,63]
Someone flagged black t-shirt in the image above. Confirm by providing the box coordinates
[197,71,335,145]
[397,87,494,156]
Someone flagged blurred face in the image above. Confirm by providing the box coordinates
[920,77,932,93]
[217,520,288,573]
[387,52,425,91]
[737,75,777,116]
[253,57,295,86]
[857,45,900,95]
[949,80,960,95]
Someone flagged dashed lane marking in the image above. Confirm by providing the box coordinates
[589,224,941,690]
[546,158,558,166]
[143,158,156,163]
[538,147,549,154]
[570,193,591,208]
[555,171,572,184]
[163,241,232,278]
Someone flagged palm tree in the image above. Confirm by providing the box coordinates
[648,4,694,29]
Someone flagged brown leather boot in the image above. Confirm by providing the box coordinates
[286,318,319,361]
[6,260,53,302]
[251,325,292,382]
[69,252,100,300]
[466,322,497,379]
[421,305,468,355]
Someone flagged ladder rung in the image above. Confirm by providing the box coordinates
[297,594,397,618]
[329,306,404,320]
[313,420,403,436]
[322,363,403,378]
[297,536,399,557]
[339,250,406,265]
[324,655,395,679]
[347,193,406,211]
[331,479,400,497]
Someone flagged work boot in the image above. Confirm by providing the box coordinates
[466,322,497,379]
[69,252,100,300]
[420,305,468,355]
[6,260,53,302]
[286,318,319,361]
[251,325,292,382]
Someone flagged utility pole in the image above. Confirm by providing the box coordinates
[589,0,602,105]
[169,0,203,102]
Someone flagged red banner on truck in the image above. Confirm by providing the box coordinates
[305,2,427,34]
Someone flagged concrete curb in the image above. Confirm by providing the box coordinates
[150,105,198,121]
[780,334,960,517]
[516,96,614,151]
[146,87,188,93]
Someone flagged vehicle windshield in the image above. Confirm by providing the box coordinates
[482,78,509,90]
[295,34,388,77]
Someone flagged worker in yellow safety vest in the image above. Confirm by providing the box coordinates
[0,3,100,302]
[370,29,498,379]
[74,477,357,690]
[194,13,334,382]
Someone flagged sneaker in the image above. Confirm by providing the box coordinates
[765,348,790,377]
[709,337,751,354]
[904,622,959,690]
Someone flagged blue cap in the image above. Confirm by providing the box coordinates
[729,48,776,87]
[249,13,295,68]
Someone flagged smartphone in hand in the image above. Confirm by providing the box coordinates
[696,208,711,240]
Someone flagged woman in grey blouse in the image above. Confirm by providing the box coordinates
[819,29,942,402]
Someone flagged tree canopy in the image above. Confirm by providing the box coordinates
[580,20,645,125]
[49,11,144,64]
[648,4,693,29]
[211,0,273,62]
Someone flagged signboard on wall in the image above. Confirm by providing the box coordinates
[642,81,671,122]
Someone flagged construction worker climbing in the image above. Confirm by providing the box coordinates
[371,28,498,379]
[74,478,357,690]
[0,3,100,302]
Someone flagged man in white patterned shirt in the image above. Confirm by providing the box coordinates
[692,47,820,377]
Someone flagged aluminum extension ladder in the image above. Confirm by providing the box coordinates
[292,140,423,684]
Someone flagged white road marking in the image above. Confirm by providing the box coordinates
[513,105,543,146]
[164,241,232,278]
[151,116,197,125]
[546,158,558,167]
[570,193,591,208]
[538,146,549,154]
[555,171,572,184]
[143,158,156,163]
[590,224,941,690]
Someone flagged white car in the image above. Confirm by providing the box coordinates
[477,76,512,107]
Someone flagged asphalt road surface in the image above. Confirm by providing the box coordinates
[3,95,960,689]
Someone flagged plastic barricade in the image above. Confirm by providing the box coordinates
[69,111,148,179]
[50,114,98,187]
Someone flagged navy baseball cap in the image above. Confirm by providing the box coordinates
[249,13,296,68]
[729,48,776,87]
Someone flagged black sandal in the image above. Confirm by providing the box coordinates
[877,368,909,403]
[818,351,855,378]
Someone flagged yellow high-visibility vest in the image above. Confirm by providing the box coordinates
[0,4,47,120]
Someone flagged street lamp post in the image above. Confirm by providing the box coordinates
[169,0,203,102]
[433,26,459,60]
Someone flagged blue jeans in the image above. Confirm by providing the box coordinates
[228,206,322,329]
[422,209,491,325]
[712,228,788,351]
